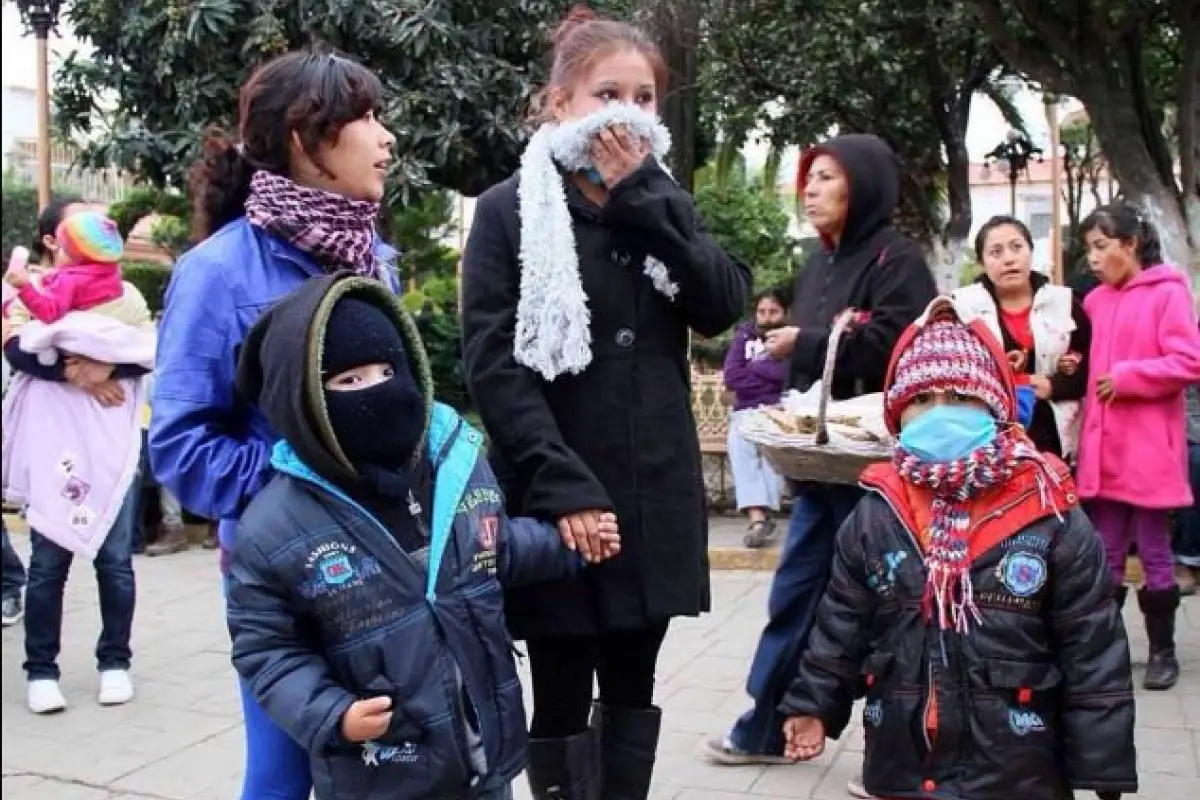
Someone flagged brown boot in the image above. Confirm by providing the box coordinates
[145,526,189,557]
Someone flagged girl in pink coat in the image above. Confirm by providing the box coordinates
[1076,202,1200,693]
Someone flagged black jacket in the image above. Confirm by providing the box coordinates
[780,461,1138,800]
[461,160,751,638]
[974,271,1091,457]
[789,135,937,399]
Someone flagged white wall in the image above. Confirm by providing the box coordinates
[1,85,37,170]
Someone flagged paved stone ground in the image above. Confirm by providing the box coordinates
[2,534,1197,800]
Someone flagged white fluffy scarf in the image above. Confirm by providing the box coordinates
[515,104,677,381]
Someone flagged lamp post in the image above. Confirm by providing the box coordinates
[14,1,64,210]
[984,130,1043,216]
[1044,98,1064,284]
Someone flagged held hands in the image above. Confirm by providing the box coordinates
[764,326,800,359]
[341,696,393,742]
[557,510,621,564]
[590,125,650,188]
[782,716,826,761]
[1096,374,1117,402]
[1029,374,1053,401]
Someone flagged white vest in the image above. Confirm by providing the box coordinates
[950,283,1082,458]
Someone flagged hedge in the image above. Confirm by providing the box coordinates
[122,261,173,314]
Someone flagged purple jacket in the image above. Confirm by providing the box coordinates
[723,323,788,411]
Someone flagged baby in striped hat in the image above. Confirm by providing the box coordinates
[5,211,125,325]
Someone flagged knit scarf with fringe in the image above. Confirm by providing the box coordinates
[895,425,1061,634]
[515,103,678,381]
[245,171,383,278]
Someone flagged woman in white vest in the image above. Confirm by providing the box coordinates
[952,215,1091,459]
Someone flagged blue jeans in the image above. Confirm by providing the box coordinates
[1175,443,1200,567]
[23,483,138,680]
[730,483,865,756]
[239,678,313,800]
[2,519,26,600]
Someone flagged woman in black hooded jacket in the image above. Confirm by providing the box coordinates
[707,135,937,779]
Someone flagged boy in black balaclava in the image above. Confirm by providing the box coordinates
[227,273,619,800]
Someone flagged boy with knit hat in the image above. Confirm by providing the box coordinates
[778,298,1136,800]
[227,273,619,799]
[4,211,125,325]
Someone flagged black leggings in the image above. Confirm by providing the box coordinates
[526,622,670,738]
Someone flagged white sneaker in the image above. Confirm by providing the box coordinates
[27,679,67,714]
[98,669,134,706]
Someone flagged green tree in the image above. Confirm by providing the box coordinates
[966,0,1198,276]
[703,0,1021,290]
[56,0,574,200]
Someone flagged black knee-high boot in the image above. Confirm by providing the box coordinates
[526,724,602,800]
[1138,586,1180,691]
[596,703,661,800]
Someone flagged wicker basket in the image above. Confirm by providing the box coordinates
[744,309,891,485]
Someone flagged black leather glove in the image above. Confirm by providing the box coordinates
[1096,791,1121,800]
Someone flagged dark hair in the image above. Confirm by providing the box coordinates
[31,194,86,261]
[529,5,668,123]
[188,50,383,240]
[754,286,791,311]
[973,215,1033,262]
[1079,202,1163,266]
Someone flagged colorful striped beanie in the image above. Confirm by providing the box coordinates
[56,211,124,265]
[885,317,1011,425]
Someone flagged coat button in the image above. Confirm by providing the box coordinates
[922,779,937,793]
[615,328,636,348]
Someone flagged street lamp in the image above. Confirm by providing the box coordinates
[14,0,64,210]
[983,129,1043,216]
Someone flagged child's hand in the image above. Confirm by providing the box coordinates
[591,512,621,561]
[1058,352,1082,376]
[341,695,393,742]
[4,246,29,289]
[1006,349,1028,374]
[782,715,825,761]
[1096,374,1117,402]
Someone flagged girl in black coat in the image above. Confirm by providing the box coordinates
[460,7,750,799]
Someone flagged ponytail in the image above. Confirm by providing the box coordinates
[1134,215,1163,266]
[187,127,251,242]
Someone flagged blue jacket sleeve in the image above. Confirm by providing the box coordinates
[226,526,357,755]
[148,254,270,519]
[497,515,582,587]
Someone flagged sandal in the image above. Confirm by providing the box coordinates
[743,519,777,549]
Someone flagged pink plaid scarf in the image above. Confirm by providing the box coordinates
[245,171,382,277]
[895,427,1051,633]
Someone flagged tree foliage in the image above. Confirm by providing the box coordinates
[965,0,1199,274]
[56,0,578,201]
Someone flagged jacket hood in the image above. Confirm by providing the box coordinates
[881,296,1017,434]
[797,133,899,249]
[1121,263,1190,292]
[235,273,434,491]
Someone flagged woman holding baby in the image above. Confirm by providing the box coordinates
[461,6,750,796]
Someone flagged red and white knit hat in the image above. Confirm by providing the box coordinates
[885,312,1011,426]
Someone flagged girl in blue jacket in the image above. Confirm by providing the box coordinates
[227,273,618,799]
[148,51,401,799]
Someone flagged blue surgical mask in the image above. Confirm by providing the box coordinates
[898,404,998,463]
[582,166,605,186]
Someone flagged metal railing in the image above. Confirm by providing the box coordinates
[5,139,140,203]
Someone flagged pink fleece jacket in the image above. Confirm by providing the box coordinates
[1076,264,1200,508]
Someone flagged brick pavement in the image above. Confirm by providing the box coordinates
[2,536,1196,799]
